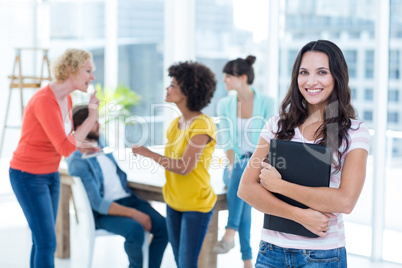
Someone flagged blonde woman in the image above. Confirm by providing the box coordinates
[9,49,99,268]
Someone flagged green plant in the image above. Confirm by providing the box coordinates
[96,84,141,124]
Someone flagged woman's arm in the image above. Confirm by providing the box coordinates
[73,91,100,148]
[259,148,368,214]
[225,149,235,172]
[132,134,211,176]
[36,91,99,156]
[238,136,333,237]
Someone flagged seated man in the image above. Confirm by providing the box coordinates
[66,104,168,268]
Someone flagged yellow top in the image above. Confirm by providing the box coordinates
[163,114,217,212]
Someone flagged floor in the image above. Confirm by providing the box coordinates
[1,157,401,268]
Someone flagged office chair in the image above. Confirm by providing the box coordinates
[71,176,150,268]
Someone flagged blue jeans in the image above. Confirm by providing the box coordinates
[223,156,252,260]
[166,205,213,268]
[94,196,168,268]
[255,241,347,268]
[9,167,60,268]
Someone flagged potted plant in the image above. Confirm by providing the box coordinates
[96,84,141,148]
[96,84,141,123]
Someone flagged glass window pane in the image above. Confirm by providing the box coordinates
[388,112,399,124]
[385,0,402,264]
[344,50,358,78]
[49,1,106,86]
[364,88,373,101]
[48,0,165,147]
[351,87,358,100]
[117,0,164,118]
[0,1,38,159]
[363,110,373,121]
[389,89,400,102]
[117,0,165,146]
[195,0,269,117]
[389,50,400,79]
[365,50,374,78]
[50,2,105,40]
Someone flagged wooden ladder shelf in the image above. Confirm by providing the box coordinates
[0,48,52,156]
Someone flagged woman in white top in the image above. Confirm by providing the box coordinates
[238,40,370,267]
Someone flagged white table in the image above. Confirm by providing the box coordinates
[56,148,228,268]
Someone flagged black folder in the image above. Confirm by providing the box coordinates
[263,139,332,238]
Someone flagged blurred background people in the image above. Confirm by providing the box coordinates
[67,104,168,268]
[131,61,217,268]
[213,55,275,268]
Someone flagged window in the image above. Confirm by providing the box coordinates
[365,50,374,78]
[288,50,298,76]
[387,2,402,264]
[351,87,357,100]
[364,88,373,101]
[363,110,373,121]
[388,89,400,102]
[388,112,399,124]
[389,50,400,79]
[195,0,269,117]
[344,50,358,78]
[195,0,235,116]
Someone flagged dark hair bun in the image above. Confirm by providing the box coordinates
[245,55,256,65]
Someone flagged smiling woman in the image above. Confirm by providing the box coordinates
[238,40,370,268]
[297,51,335,110]
[8,48,100,268]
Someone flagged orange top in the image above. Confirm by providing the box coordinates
[10,85,77,174]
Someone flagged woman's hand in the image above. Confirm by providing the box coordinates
[132,145,151,157]
[88,90,99,121]
[78,143,101,154]
[293,208,336,237]
[259,161,283,193]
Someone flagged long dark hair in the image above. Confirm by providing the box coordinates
[276,40,357,173]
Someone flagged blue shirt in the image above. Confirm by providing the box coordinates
[66,135,134,215]
[217,88,275,159]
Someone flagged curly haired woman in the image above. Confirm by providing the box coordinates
[131,61,217,267]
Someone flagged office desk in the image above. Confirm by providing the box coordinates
[55,148,227,268]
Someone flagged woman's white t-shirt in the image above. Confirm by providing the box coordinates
[259,114,370,250]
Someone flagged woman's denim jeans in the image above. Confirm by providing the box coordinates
[9,167,60,268]
[166,205,213,268]
[255,241,347,268]
[223,156,252,260]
